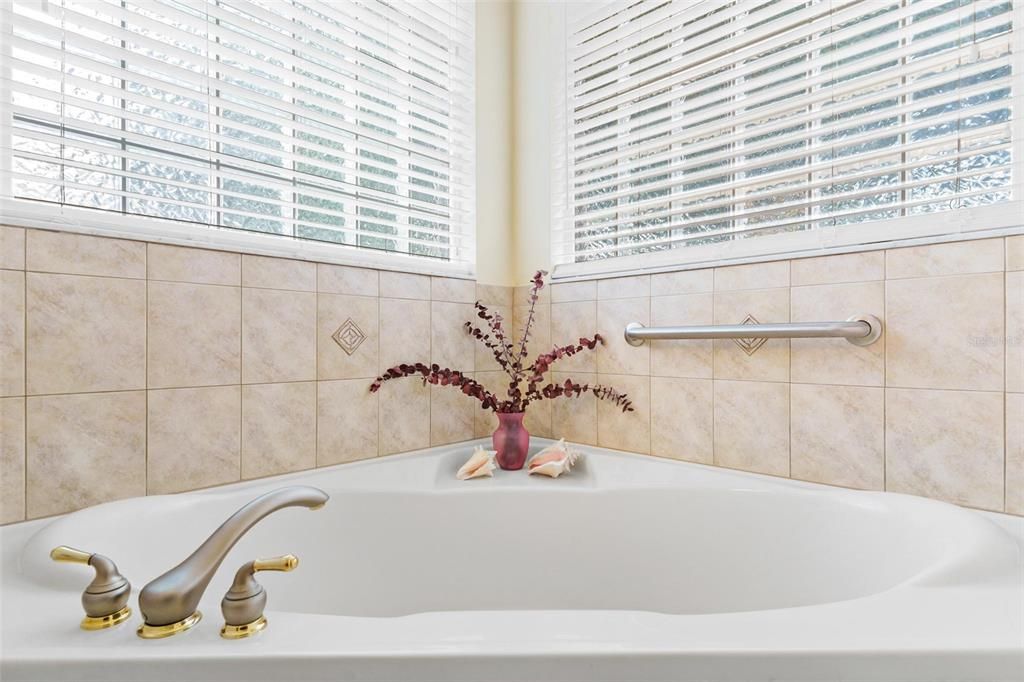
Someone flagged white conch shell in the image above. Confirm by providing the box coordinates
[527,438,582,478]
[457,445,497,480]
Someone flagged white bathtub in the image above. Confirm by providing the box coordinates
[2,439,1022,681]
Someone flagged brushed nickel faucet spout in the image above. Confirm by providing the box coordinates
[137,485,328,638]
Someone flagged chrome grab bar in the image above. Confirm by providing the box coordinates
[624,314,883,347]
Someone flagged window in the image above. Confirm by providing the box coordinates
[552,0,1021,277]
[1,0,475,274]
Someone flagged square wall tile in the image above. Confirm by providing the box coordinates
[27,391,146,518]
[317,379,378,466]
[26,230,145,279]
[651,269,713,296]
[432,302,476,371]
[473,305,512,373]
[551,300,598,373]
[514,282,551,306]
[147,244,239,285]
[1008,271,1023,393]
[476,283,513,307]
[597,275,650,300]
[885,273,1003,391]
[0,226,25,270]
[1008,236,1024,271]
[147,386,241,494]
[27,273,145,394]
[596,374,650,453]
[550,372,597,445]
[514,302,551,365]
[651,377,712,464]
[148,281,240,389]
[713,288,789,382]
[551,280,596,303]
[317,264,378,297]
[318,294,379,380]
[474,371,504,438]
[714,380,789,477]
[791,384,883,490]
[714,261,789,291]
[379,298,430,372]
[651,294,713,379]
[1,397,25,523]
[791,282,884,386]
[243,288,316,383]
[475,409,499,440]
[378,378,430,455]
[431,276,476,303]
[241,255,315,291]
[886,238,1003,279]
[790,251,884,286]
[431,383,477,446]
[596,297,649,375]
[524,396,553,439]
[1,270,24,396]
[1006,393,1023,515]
[885,388,1003,511]
[242,382,316,479]
[380,271,430,300]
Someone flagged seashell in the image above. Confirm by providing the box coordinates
[527,439,582,478]
[457,445,497,480]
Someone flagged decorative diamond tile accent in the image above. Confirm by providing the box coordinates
[332,318,366,355]
[733,314,768,357]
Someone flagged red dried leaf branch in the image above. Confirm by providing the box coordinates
[539,379,633,412]
[369,271,634,414]
[369,363,499,410]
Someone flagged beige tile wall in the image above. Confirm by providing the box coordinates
[0,228,512,523]
[542,236,1024,516]
[2,228,1022,521]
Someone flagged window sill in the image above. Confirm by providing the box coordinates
[1,202,476,279]
[551,202,1024,282]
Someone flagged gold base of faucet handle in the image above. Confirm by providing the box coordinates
[136,611,203,639]
[81,605,132,631]
[220,615,268,639]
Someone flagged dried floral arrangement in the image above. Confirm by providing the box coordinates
[369,270,634,414]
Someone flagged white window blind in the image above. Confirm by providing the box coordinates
[552,0,1022,276]
[0,0,475,274]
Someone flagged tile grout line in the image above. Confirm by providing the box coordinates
[238,284,243,483]
[376,294,383,457]
[1004,239,1008,513]
[787,259,792,480]
[882,263,887,494]
[144,271,150,497]
[22,263,28,520]
[711,286,717,468]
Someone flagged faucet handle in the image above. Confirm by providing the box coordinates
[253,554,299,573]
[220,554,298,639]
[50,545,132,630]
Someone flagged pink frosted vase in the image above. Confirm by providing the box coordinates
[493,412,530,470]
